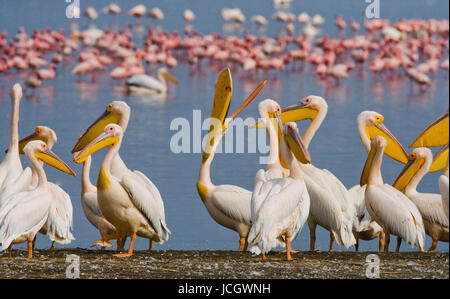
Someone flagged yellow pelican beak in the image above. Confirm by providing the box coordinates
[35,149,76,176]
[360,144,377,186]
[250,101,318,129]
[202,68,266,163]
[18,131,40,154]
[162,72,179,85]
[73,130,120,164]
[409,110,449,148]
[392,153,424,191]
[429,144,449,172]
[284,123,311,164]
[364,117,408,164]
[72,105,121,154]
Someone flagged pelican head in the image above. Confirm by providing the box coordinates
[393,147,432,191]
[252,95,326,128]
[72,101,130,154]
[357,111,408,164]
[74,124,123,164]
[158,67,179,85]
[24,140,76,176]
[17,126,57,154]
[282,122,311,164]
[201,69,266,163]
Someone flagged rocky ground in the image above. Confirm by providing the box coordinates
[0,248,448,279]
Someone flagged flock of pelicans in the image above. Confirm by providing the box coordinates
[0,2,449,95]
[0,67,448,261]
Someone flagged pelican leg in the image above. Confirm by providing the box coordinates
[261,253,267,261]
[384,233,390,252]
[50,241,55,250]
[328,232,335,252]
[149,239,153,251]
[308,222,317,251]
[428,240,438,252]
[238,236,247,251]
[113,233,136,258]
[395,237,402,252]
[355,238,359,252]
[27,240,33,259]
[285,236,293,261]
[8,245,12,258]
[378,233,385,253]
[117,236,126,251]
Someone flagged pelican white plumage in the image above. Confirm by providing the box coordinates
[0,140,76,258]
[408,110,449,220]
[81,155,119,249]
[393,148,449,251]
[272,96,357,251]
[196,69,266,251]
[1,126,75,249]
[349,110,409,251]
[74,124,170,257]
[72,101,169,253]
[440,161,449,220]
[361,136,425,252]
[0,84,23,190]
[125,67,179,95]
[249,121,311,261]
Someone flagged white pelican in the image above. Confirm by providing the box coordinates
[81,155,120,250]
[0,140,76,258]
[72,101,169,251]
[409,110,449,219]
[74,124,170,257]
[1,126,75,249]
[273,96,357,251]
[361,136,425,252]
[350,110,409,251]
[440,159,449,220]
[0,83,23,190]
[249,121,311,261]
[197,69,266,251]
[125,68,179,95]
[393,148,449,251]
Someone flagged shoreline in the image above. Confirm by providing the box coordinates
[0,248,448,279]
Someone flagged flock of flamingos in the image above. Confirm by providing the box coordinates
[0,2,448,261]
[0,2,449,94]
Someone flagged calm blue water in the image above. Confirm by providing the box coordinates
[0,0,448,252]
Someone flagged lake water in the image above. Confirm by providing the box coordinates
[0,0,448,252]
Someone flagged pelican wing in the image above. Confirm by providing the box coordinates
[410,193,449,228]
[253,178,305,231]
[45,183,74,244]
[210,185,252,225]
[248,178,309,253]
[0,167,33,207]
[120,172,170,242]
[0,190,51,251]
[81,192,103,219]
[366,185,425,250]
[439,175,449,219]
[126,74,164,92]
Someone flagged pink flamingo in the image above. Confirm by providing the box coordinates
[37,63,56,80]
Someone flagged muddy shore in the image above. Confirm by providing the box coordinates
[0,248,448,279]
